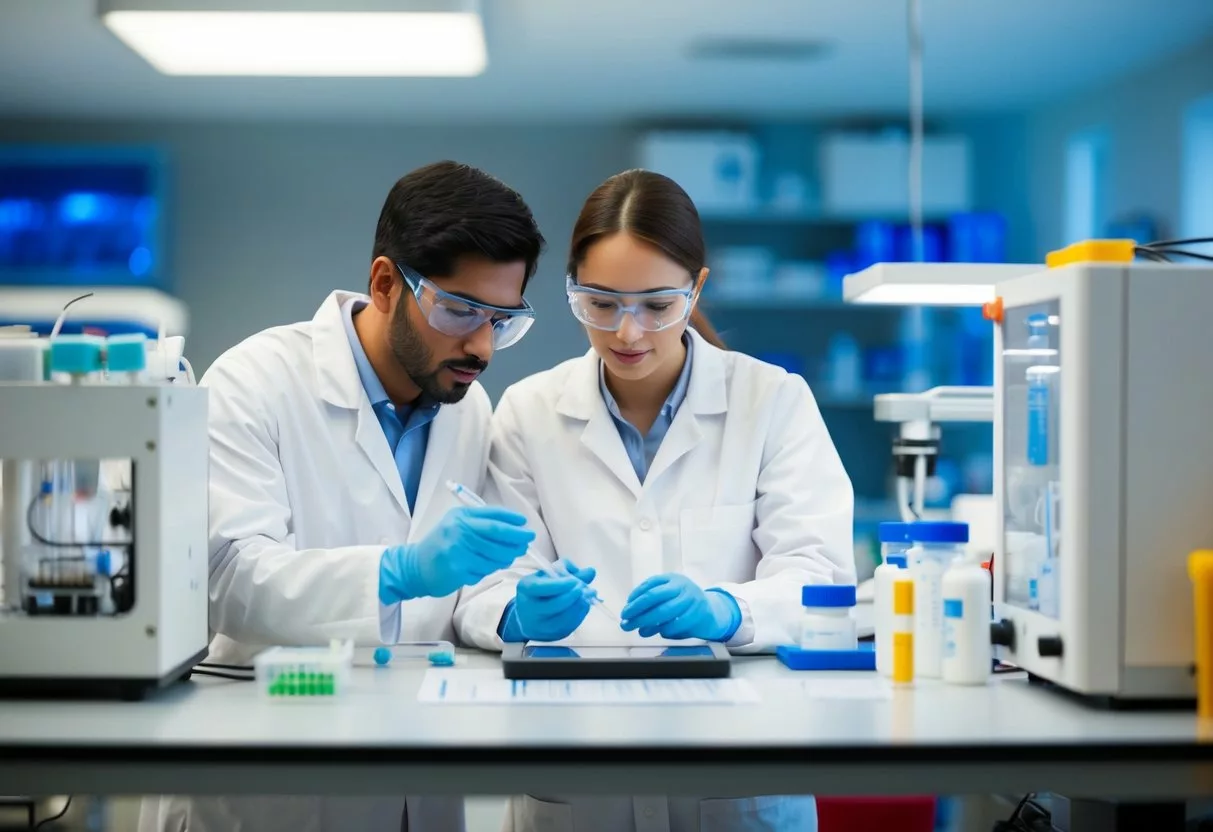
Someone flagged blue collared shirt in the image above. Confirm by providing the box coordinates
[599,334,694,482]
[341,298,439,513]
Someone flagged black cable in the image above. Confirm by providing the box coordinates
[198,662,255,672]
[1010,792,1034,820]
[190,669,254,682]
[1150,248,1213,263]
[992,792,1055,832]
[1146,236,1213,248]
[1135,246,1172,262]
[26,494,127,550]
[31,795,71,830]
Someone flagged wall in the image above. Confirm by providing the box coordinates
[0,116,1028,399]
[946,115,1034,262]
[0,120,632,400]
[1025,35,1213,254]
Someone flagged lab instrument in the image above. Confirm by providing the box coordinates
[842,263,1041,523]
[254,640,353,699]
[501,642,731,680]
[941,556,991,685]
[799,584,858,651]
[0,325,209,699]
[445,480,621,623]
[989,259,1213,703]
[907,522,968,679]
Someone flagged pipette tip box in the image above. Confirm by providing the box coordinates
[776,642,876,671]
[254,640,353,699]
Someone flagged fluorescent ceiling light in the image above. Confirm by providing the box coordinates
[102,9,486,76]
[843,263,1042,306]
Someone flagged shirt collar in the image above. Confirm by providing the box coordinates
[599,332,694,424]
[340,297,393,408]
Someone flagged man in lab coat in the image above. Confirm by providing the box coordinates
[141,160,545,832]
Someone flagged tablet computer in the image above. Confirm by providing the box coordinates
[501,643,731,680]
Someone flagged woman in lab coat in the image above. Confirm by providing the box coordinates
[455,170,855,831]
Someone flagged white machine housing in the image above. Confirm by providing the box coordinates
[992,262,1213,701]
[0,382,209,697]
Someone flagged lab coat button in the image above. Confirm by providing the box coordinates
[639,518,652,531]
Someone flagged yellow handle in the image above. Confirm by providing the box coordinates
[1189,551,1213,718]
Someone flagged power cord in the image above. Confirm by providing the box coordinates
[30,795,71,830]
[198,662,254,672]
[1136,235,1213,264]
[190,669,254,682]
[992,793,1052,832]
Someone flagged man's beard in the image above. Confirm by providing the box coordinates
[389,301,487,405]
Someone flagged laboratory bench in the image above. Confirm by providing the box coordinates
[0,651,1211,804]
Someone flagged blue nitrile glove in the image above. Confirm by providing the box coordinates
[499,561,598,643]
[620,573,742,642]
[378,506,535,603]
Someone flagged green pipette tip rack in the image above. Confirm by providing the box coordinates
[266,670,339,697]
[254,639,353,700]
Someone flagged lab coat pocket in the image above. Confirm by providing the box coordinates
[698,794,816,832]
[679,502,758,585]
[508,794,575,832]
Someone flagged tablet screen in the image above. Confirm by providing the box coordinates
[522,645,716,660]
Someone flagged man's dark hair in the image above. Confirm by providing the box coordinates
[372,161,544,290]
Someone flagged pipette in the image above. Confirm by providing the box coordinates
[445,481,620,624]
[371,641,455,668]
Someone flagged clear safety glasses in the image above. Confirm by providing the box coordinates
[565,277,696,333]
[398,264,535,350]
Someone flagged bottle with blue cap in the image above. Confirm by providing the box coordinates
[880,520,913,564]
[874,522,913,677]
[906,521,969,678]
[799,584,858,651]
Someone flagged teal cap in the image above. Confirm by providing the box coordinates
[50,335,104,375]
[106,333,148,373]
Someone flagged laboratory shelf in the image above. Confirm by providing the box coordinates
[702,295,904,311]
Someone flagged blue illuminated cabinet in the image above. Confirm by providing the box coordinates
[0,146,167,287]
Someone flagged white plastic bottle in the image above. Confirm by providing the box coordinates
[942,557,992,685]
[874,553,908,677]
[799,585,858,651]
[907,522,969,678]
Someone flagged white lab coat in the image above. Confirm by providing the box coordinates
[140,290,487,832]
[456,328,854,832]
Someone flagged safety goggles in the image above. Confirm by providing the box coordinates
[565,277,697,333]
[398,263,535,350]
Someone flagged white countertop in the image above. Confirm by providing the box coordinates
[1,652,1210,798]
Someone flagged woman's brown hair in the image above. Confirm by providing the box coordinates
[567,169,725,349]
